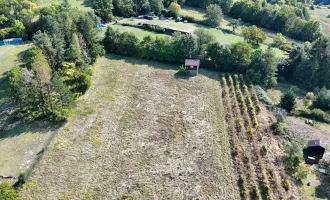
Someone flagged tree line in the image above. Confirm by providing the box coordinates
[8,2,104,120]
[184,0,321,42]
[102,26,277,88]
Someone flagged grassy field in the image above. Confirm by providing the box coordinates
[123,18,286,57]
[311,7,330,37]
[0,44,29,80]
[19,55,240,199]
[100,23,169,39]
[37,0,91,10]
[0,43,61,180]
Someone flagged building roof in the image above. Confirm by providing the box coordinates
[307,140,327,149]
[185,59,200,67]
[327,90,330,97]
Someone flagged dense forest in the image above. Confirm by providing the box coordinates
[5,1,103,120]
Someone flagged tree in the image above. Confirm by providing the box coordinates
[228,19,239,32]
[220,0,233,14]
[12,20,25,37]
[0,182,17,200]
[193,28,215,56]
[90,0,113,22]
[242,25,266,45]
[314,86,330,110]
[149,0,164,14]
[247,48,277,88]
[204,4,223,28]
[171,32,197,63]
[168,2,181,17]
[113,0,135,17]
[280,89,296,112]
[230,41,253,73]
[273,33,286,47]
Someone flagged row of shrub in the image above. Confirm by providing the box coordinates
[296,109,330,123]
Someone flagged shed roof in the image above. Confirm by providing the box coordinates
[327,90,330,97]
[307,140,327,149]
[185,59,200,67]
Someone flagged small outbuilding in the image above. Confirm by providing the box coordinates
[305,140,327,163]
[185,59,200,76]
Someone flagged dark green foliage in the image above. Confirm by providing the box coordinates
[177,65,189,76]
[230,1,321,41]
[102,27,196,63]
[296,109,330,123]
[280,90,296,112]
[0,182,17,200]
[204,4,223,28]
[272,122,285,135]
[283,141,309,181]
[18,172,28,185]
[247,48,277,88]
[314,87,330,110]
[89,0,114,22]
[8,47,76,120]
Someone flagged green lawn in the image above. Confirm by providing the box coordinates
[0,44,29,80]
[180,7,206,20]
[37,0,91,10]
[102,23,169,39]
[0,44,58,178]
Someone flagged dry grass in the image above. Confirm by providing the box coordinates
[19,55,240,199]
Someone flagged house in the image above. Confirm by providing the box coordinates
[185,59,200,76]
[304,139,327,164]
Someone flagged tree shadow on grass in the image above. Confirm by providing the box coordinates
[0,80,64,140]
[315,173,330,199]
[104,54,220,81]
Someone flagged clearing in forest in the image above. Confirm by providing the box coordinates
[19,55,240,199]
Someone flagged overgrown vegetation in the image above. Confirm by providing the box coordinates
[7,3,103,120]
[0,182,17,200]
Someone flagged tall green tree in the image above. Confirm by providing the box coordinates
[204,4,223,27]
[242,25,266,45]
[230,41,253,72]
[280,89,296,112]
[194,28,215,56]
[90,0,114,22]
[247,48,277,88]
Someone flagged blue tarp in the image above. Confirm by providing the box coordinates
[3,38,23,45]
[96,24,106,29]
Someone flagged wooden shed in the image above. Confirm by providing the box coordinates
[185,59,200,76]
[306,139,327,159]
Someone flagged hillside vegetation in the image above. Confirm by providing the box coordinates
[19,56,240,199]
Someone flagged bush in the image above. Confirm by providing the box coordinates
[261,145,268,155]
[280,90,296,112]
[255,86,274,106]
[18,172,28,185]
[177,65,189,76]
[274,108,286,123]
[236,118,244,132]
[0,182,17,200]
[296,109,330,123]
[283,178,290,191]
[252,185,261,200]
[272,122,285,135]
[292,164,309,181]
[239,175,249,198]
